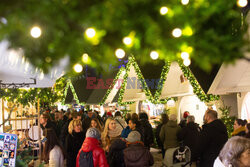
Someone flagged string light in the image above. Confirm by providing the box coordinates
[181,52,189,60]
[150,51,159,60]
[82,53,89,63]
[123,37,132,45]
[181,0,189,5]
[73,64,83,73]
[85,28,96,38]
[172,28,182,38]
[237,0,248,7]
[115,48,125,59]
[160,6,168,15]
[183,58,191,66]
[30,26,42,38]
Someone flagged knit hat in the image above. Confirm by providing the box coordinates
[107,112,112,116]
[183,111,190,119]
[125,131,141,143]
[86,128,101,140]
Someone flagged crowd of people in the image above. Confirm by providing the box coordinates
[38,108,250,167]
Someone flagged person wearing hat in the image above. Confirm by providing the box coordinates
[76,128,109,167]
[123,131,154,167]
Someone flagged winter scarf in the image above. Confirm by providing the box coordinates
[232,126,245,136]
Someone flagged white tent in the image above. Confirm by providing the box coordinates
[0,41,68,88]
[102,56,152,104]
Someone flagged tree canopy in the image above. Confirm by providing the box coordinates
[0,0,248,73]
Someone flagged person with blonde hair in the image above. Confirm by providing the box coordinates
[214,136,250,167]
[101,118,120,152]
[65,119,85,167]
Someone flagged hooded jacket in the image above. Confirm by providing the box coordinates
[123,142,154,167]
[199,119,228,167]
[160,120,181,149]
[76,137,109,167]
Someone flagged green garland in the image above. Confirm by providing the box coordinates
[117,56,153,105]
[153,61,171,104]
[63,79,84,105]
[0,77,66,106]
[178,61,220,102]
[99,66,125,105]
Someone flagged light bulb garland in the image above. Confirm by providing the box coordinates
[178,60,220,102]
[0,77,67,107]
[153,61,171,104]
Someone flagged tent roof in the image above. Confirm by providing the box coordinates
[64,67,119,104]
[208,54,250,95]
[0,41,67,88]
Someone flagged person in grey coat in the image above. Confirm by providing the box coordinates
[160,114,181,156]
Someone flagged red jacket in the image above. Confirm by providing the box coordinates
[76,137,109,167]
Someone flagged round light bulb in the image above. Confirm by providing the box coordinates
[30,26,42,38]
[160,6,168,15]
[73,64,83,73]
[183,58,191,66]
[85,28,96,38]
[123,37,132,45]
[115,48,125,59]
[150,51,159,60]
[172,28,182,38]
[237,0,248,7]
[82,53,89,63]
[181,52,189,60]
[181,0,189,5]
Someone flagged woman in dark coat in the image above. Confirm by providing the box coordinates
[138,113,154,150]
[107,139,127,167]
[65,119,85,167]
[177,115,200,162]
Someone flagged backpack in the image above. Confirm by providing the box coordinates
[79,151,94,167]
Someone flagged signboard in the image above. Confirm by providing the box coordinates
[0,133,18,167]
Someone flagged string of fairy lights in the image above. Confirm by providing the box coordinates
[28,0,248,74]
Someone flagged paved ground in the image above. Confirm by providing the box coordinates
[150,147,163,167]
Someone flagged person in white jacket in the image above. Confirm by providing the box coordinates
[43,128,64,167]
[213,136,250,167]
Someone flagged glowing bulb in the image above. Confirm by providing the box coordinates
[150,51,159,60]
[73,64,83,73]
[167,99,175,107]
[115,48,125,59]
[172,28,182,38]
[181,0,189,5]
[30,26,42,38]
[237,0,248,7]
[85,28,96,38]
[160,6,168,15]
[82,53,89,63]
[181,52,189,60]
[183,58,191,66]
[123,37,132,45]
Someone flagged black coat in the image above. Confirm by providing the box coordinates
[60,118,72,148]
[65,131,85,167]
[199,119,228,167]
[139,119,154,148]
[107,139,127,167]
[155,123,165,148]
[177,122,200,161]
